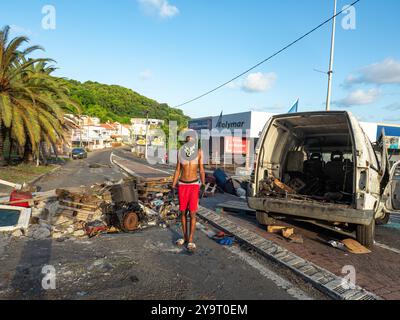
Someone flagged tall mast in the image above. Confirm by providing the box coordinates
[326,0,337,111]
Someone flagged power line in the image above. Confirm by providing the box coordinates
[175,0,361,108]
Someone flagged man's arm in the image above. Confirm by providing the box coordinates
[172,157,181,189]
[198,150,206,186]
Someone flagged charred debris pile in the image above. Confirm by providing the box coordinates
[5,176,178,240]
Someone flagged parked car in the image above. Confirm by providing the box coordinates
[248,111,400,247]
[70,148,88,160]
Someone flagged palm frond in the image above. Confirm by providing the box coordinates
[10,106,25,147]
[22,45,44,56]
[0,93,12,127]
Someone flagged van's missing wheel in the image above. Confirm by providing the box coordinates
[375,212,390,225]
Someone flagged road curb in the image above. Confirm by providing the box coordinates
[197,206,382,301]
[28,165,62,186]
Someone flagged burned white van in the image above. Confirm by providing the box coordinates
[248,111,400,247]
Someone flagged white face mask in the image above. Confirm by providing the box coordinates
[183,144,196,158]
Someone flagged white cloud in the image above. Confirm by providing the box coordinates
[138,0,179,18]
[139,69,153,80]
[336,88,380,107]
[241,72,277,93]
[345,58,400,86]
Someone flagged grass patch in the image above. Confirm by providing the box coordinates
[0,164,58,186]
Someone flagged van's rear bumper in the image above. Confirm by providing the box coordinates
[248,197,374,226]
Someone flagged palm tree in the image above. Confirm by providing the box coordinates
[0,25,79,164]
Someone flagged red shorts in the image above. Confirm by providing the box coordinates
[178,183,200,212]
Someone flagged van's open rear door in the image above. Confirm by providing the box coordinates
[379,129,400,213]
[387,161,400,211]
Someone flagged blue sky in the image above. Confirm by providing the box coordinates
[1,0,400,123]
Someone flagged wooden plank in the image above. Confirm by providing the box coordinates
[76,212,93,222]
[58,205,95,214]
[58,200,99,210]
[342,239,371,254]
[267,226,287,234]
[55,208,75,218]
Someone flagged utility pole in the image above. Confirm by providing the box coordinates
[79,115,83,147]
[145,111,149,160]
[326,0,337,112]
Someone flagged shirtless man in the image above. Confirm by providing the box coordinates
[172,133,205,251]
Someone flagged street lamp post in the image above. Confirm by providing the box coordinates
[326,0,337,112]
[145,111,149,160]
[79,115,83,147]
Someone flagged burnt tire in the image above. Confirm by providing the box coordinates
[356,221,375,248]
[121,212,139,232]
[256,211,276,226]
[376,212,390,225]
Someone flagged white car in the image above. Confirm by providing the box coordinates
[248,111,400,247]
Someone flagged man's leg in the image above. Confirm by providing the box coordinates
[178,185,189,243]
[188,211,197,244]
[180,211,189,242]
[187,184,200,245]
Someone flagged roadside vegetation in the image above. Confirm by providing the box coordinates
[0,163,57,194]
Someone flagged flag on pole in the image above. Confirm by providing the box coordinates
[216,111,223,127]
[288,99,299,114]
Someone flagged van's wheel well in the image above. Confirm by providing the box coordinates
[376,212,390,225]
[356,221,375,248]
[256,211,276,226]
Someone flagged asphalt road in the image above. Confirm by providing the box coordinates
[37,149,125,191]
[0,148,325,300]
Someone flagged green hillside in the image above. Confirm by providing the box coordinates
[62,79,190,126]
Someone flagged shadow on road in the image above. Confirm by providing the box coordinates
[11,239,53,300]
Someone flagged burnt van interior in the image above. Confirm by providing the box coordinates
[259,113,355,205]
